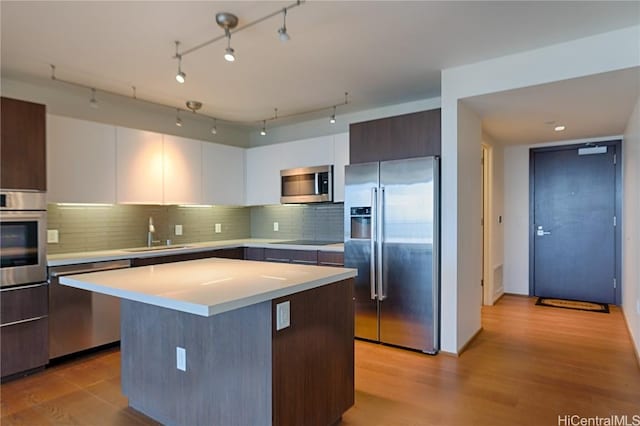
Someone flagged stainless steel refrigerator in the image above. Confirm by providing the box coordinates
[344,156,439,354]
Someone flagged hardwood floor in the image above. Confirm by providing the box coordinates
[2,295,638,425]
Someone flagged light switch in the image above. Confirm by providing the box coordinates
[215,223,222,233]
[273,222,279,232]
[276,301,290,331]
[176,346,186,371]
[175,224,183,236]
[47,229,59,244]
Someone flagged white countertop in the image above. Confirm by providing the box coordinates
[60,258,356,317]
[47,238,344,267]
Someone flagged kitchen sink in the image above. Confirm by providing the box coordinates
[124,245,191,253]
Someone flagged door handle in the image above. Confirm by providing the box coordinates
[377,186,385,301]
[370,187,378,300]
[536,225,551,236]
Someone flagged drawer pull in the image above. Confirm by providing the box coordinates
[265,258,290,262]
[291,260,317,264]
[319,262,344,266]
[1,283,47,292]
[1,315,47,328]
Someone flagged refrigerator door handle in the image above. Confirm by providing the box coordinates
[370,187,378,300]
[377,186,386,301]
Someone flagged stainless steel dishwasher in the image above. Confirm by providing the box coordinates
[48,259,130,359]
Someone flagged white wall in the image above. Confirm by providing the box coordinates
[441,25,639,354]
[622,96,640,362]
[456,101,483,346]
[1,75,251,147]
[502,136,622,295]
[250,97,441,146]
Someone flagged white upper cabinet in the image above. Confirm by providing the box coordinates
[245,144,284,206]
[163,135,202,205]
[202,142,245,205]
[333,132,349,203]
[244,134,343,206]
[47,115,117,204]
[116,127,164,204]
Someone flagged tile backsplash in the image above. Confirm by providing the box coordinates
[47,204,250,254]
[250,204,344,241]
[47,203,344,254]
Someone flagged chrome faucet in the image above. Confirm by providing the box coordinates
[147,216,157,247]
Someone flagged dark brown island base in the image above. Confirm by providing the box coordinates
[60,258,356,426]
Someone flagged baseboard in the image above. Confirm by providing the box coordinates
[445,327,483,357]
[503,292,531,298]
[492,291,505,304]
[620,306,640,370]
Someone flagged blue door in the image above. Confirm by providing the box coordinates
[531,143,619,304]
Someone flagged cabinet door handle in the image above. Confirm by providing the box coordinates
[1,315,48,328]
[1,283,47,292]
[319,262,344,266]
[291,259,317,264]
[265,258,290,263]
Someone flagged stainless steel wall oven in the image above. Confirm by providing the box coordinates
[0,191,47,287]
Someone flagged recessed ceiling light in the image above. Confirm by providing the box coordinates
[554,125,566,132]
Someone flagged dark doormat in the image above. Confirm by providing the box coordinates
[535,297,609,313]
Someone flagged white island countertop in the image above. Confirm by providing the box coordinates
[60,257,356,317]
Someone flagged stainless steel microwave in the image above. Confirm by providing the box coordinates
[280,165,333,204]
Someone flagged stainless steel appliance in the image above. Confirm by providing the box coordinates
[344,157,439,353]
[48,259,130,359]
[0,191,47,287]
[280,165,333,203]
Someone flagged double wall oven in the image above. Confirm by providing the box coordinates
[0,190,49,377]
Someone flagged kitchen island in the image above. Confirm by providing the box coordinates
[60,258,356,426]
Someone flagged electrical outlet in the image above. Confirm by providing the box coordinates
[47,229,59,244]
[175,224,183,236]
[176,346,186,371]
[276,301,290,331]
[273,222,279,232]
[215,223,222,233]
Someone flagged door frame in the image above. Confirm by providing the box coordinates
[528,139,622,304]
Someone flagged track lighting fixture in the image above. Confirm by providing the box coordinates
[211,118,218,135]
[260,120,267,136]
[89,88,99,109]
[175,41,186,83]
[329,106,336,124]
[278,9,290,42]
[173,2,304,71]
[175,109,183,127]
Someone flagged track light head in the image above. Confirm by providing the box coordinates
[175,42,186,83]
[278,9,290,42]
[278,27,290,42]
[330,115,336,124]
[224,46,236,62]
[89,88,99,109]
[211,126,218,135]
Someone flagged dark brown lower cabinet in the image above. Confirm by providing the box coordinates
[317,251,344,267]
[131,247,243,267]
[264,248,318,265]
[272,279,355,426]
[245,247,265,261]
[1,284,49,378]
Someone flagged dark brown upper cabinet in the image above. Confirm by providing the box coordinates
[1,97,47,191]
[349,108,441,164]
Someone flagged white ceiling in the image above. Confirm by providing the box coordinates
[464,67,640,145]
[2,1,639,129]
